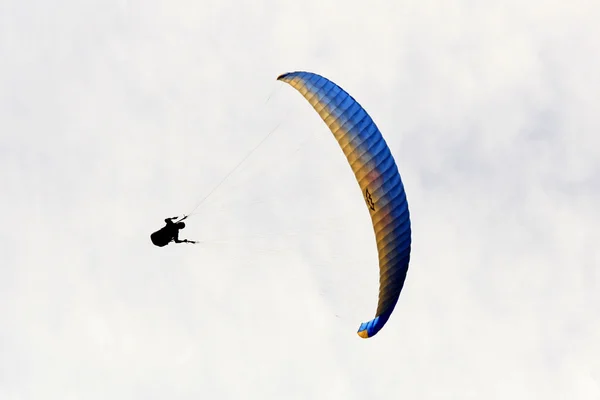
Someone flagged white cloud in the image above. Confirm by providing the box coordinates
[1,0,599,398]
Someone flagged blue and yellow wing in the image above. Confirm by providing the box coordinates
[278,71,412,338]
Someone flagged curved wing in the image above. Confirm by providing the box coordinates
[277,71,412,338]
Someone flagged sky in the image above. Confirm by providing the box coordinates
[1,0,599,398]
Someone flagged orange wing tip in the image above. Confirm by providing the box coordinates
[357,329,371,339]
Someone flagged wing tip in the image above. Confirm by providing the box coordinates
[277,71,318,82]
[357,309,396,339]
[356,318,379,339]
[276,72,292,81]
[357,328,371,339]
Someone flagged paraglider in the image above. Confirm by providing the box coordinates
[277,71,412,338]
[150,215,197,247]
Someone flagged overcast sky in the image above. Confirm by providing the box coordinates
[1,0,599,399]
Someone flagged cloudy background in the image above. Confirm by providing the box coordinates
[1,0,599,398]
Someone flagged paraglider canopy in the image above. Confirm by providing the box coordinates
[277,71,412,338]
